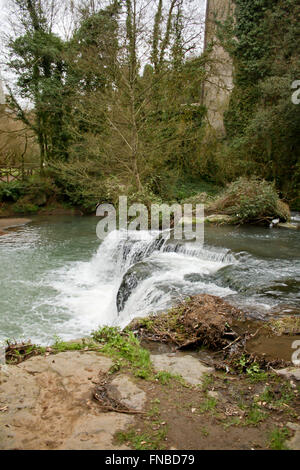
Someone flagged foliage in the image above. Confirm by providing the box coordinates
[208,177,290,223]
[91,326,152,379]
[0,181,26,202]
[268,427,290,450]
[220,0,300,207]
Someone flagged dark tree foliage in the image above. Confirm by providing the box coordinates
[221,0,300,207]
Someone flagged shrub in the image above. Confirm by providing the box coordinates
[49,160,107,212]
[207,177,290,224]
[13,200,39,214]
[0,181,26,202]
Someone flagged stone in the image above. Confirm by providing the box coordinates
[286,423,300,450]
[276,367,300,382]
[208,390,220,400]
[150,353,214,385]
[278,223,299,230]
[0,351,134,450]
[106,374,146,411]
[205,214,235,225]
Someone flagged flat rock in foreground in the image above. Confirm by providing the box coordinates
[151,353,214,385]
[0,351,133,450]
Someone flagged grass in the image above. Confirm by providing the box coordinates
[116,397,167,450]
[244,405,268,426]
[268,427,291,450]
[201,373,215,392]
[256,383,294,409]
[199,397,218,414]
[92,326,152,379]
[51,336,95,352]
[116,426,168,450]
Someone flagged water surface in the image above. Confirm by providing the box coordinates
[0,215,299,344]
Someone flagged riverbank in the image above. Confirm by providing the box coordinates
[1,295,299,450]
[0,218,32,235]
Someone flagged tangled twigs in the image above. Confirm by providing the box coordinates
[131,294,245,351]
[93,375,145,415]
[5,341,40,364]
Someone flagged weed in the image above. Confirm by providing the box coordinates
[116,427,167,450]
[268,427,290,450]
[92,326,152,379]
[199,397,218,414]
[244,405,268,426]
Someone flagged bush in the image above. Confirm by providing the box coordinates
[13,200,39,214]
[0,181,26,202]
[49,160,107,212]
[207,177,290,224]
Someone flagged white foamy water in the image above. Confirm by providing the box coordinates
[45,230,235,338]
[1,217,299,345]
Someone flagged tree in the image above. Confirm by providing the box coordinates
[221,0,300,206]
[5,0,70,170]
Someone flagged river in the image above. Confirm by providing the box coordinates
[0,215,299,345]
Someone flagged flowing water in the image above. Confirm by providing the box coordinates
[0,215,299,345]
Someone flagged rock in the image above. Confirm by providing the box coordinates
[0,351,134,450]
[276,367,300,382]
[208,390,220,400]
[150,353,214,385]
[106,374,146,411]
[286,423,300,450]
[0,218,31,230]
[205,214,235,225]
[277,222,299,230]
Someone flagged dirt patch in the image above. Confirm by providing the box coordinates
[115,365,300,450]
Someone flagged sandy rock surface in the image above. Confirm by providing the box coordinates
[0,351,134,450]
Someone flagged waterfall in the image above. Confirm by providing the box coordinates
[47,229,236,334]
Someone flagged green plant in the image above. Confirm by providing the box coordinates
[244,405,268,426]
[154,371,182,385]
[116,426,167,450]
[0,181,26,202]
[208,177,290,224]
[268,427,290,450]
[236,355,268,382]
[199,397,218,414]
[92,326,152,379]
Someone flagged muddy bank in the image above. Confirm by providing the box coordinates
[0,218,32,235]
[129,294,300,367]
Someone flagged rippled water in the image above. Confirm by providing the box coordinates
[0,215,299,344]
